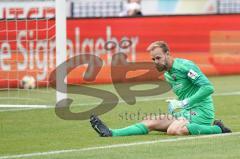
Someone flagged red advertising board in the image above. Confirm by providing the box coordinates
[0,15,240,88]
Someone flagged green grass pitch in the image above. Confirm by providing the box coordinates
[0,75,240,159]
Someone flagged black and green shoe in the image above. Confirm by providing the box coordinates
[214,120,232,133]
[90,114,112,137]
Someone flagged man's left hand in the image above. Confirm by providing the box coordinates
[166,99,188,114]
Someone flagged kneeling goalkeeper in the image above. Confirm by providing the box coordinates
[90,41,231,137]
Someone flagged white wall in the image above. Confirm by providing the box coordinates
[141,0,217,15]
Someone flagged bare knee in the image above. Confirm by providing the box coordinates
[167,126,189,135]
[167,119,189,135]
[167,127,175,135]
[167,126,179,135]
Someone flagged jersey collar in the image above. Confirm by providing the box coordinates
[167,58,178,74]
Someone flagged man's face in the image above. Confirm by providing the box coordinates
[150,47,168,72]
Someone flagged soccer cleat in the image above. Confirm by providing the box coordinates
[213,120,232,133]
[90,114,112,137]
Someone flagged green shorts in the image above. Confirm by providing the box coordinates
[173,107,215,126]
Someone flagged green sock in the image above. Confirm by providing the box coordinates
[111,123,149,137]
[187,123,222,135]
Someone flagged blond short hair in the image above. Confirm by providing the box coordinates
[146,41,169,53]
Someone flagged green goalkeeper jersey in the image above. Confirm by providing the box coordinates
[164,58,214,111]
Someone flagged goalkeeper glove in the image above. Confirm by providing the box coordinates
[166,99,189,114]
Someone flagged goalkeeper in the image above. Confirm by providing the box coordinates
[90,41,231,137]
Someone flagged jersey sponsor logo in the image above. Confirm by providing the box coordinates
[187,69,199,80]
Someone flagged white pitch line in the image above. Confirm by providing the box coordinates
[0,91,240,112]
[0,105,51,112]
[0,105,49,108]
[0,132,240,159]
[0,108,40,112]
[214,91,240,96]
[67,91,240,107]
